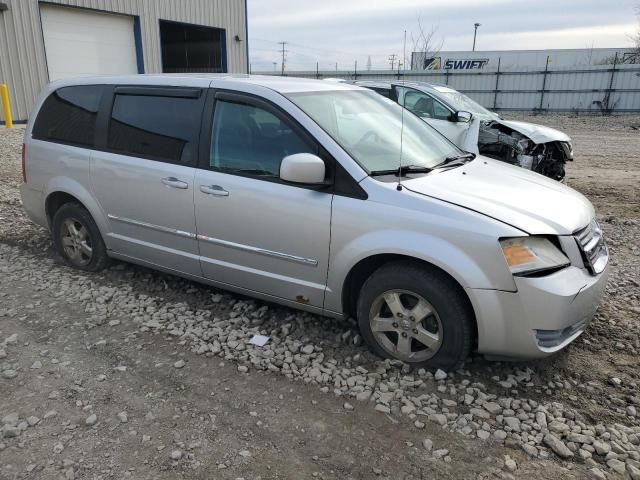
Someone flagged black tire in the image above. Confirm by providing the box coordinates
[357,260,474,370]
[52,202,110,272]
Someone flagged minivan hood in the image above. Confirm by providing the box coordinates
[495,119,571,144]
[403,157,593,235]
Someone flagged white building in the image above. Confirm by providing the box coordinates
[0,0,248,122]
[411,48,634,71]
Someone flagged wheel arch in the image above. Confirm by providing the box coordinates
[340,253,478,347]
[43,178,110,244]
[45,191,81,226]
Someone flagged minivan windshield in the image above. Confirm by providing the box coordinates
[432,86,498,118]
[286,90,461,174]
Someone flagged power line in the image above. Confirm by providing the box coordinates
[250,38,393,66]
[252,37,358,58]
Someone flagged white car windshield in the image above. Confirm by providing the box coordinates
[433,87,498,118]
[287,90,461,174]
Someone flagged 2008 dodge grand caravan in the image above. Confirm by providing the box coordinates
[20,74,609,369]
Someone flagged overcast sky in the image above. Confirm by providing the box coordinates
[247,0,638,71]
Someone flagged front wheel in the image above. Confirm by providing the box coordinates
[357,261,474,370]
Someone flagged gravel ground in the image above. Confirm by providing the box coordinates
[0,113,639,480]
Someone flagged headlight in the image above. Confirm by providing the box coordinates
[500,237,570,275]
[560,141,574,160]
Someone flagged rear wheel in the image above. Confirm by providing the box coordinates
[52,203,109,272]
[357,261,473,370]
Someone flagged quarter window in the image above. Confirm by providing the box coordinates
[107,93,202,163]
[210,100,315,178]
[32,86,102,147]
[371,87,392,98]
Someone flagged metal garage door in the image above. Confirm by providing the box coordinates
[40,5,138,81]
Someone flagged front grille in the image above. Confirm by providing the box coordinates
[535,319,587,349]
[574,219,608,275]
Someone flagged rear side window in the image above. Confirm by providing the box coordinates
[371,88,392,98]
[32,86,102,147]
[107,93,202,164]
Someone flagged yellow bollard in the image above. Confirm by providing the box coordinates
[1,84,13,129]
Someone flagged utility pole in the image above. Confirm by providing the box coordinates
[473,23,481,52]
[403,30,407,71]
[388,54,397,70]
[278,41,288,75]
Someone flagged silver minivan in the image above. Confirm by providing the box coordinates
[20,74,609,369]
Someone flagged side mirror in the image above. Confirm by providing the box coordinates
[452,111,472,123]
[280,153,326,184]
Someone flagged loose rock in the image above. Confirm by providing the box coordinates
[543,434,573,459]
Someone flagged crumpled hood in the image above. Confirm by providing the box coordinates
[495,119,571,144]
[403,157,593,235]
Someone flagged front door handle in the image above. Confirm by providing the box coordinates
[200,185,229,197]
[161,177,188,189]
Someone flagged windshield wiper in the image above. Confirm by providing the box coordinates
[432,152,476,169]
[370,165,433,177]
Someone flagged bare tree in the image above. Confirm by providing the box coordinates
[410,17,444,70]
[632,6,640,63]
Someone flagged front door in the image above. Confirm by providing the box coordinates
[91,86,205,275]
[194,91,332,308]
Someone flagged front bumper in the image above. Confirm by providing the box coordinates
[468,263,609,359]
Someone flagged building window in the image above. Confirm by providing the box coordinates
[160,20,226,73]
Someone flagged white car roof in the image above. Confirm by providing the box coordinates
[45,74,364,94]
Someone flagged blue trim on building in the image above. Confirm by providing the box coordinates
[244,0,249,73]
[220,29,228,73]
[133,16,145,74]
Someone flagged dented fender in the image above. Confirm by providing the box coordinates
[462,118,480,154]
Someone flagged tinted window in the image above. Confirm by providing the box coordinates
[107,93,201,163]
[33,86,102,146]
[160,20,226,73]
[371,87,392,98]
[211,100,315,177]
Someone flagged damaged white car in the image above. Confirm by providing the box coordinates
[353,81,573,181]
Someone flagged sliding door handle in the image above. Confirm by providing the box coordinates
[200,185,229,197]
[161,177,188,189]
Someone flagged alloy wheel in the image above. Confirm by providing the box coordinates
[60,217,93,267]
[368,289,443,362]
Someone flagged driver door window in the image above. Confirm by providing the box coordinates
[211,100,315,178]
[432,100,451,120]
[397,88,451,121]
